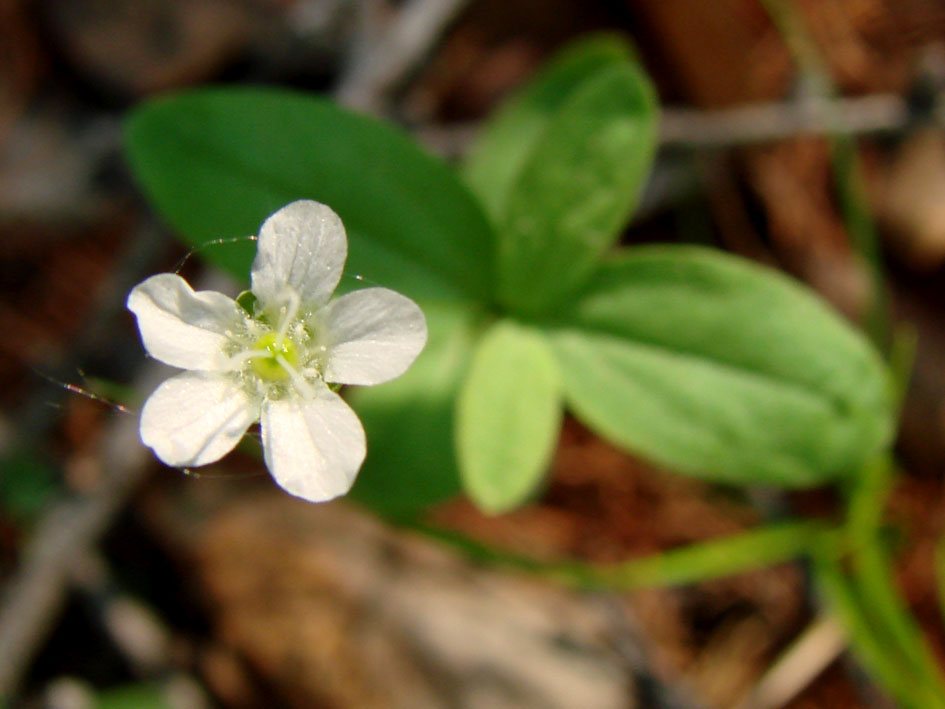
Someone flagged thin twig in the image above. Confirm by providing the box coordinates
[731,614,846,709]
[415,92,925,158]
[335,0,470,113]
[0,367,158,700]
[659,93,911,147]
[69,550,172,677]
[0,272,233,701]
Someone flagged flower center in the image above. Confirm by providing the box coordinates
[250,332,299,381]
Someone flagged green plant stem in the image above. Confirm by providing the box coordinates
[813,552,940,709]
[889,323,919,409]
[832,137,891,349]
[414,519,833,591]
[844,456,945,705]
[413,458,945,708]
[809,455,945,708]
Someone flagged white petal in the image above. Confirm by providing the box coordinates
[250,200,347,309]
[127,274,241,371]
[260,384,366,502]
[140,372,257,467]
[323,287,428,386]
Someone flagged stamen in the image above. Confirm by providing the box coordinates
[275,289,300,346]
[276,354,315,400]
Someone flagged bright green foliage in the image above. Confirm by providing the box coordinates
[464,35,656,315]
[456,320,561,513]
[549,247,892,485]
[124,35,894,517]
[490,64,657,315]
[125,87,495,303]
[348,301,479,519]
[119,31,923,709]
[463,34,634,221]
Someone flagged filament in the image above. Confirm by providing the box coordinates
[276,354,315,401]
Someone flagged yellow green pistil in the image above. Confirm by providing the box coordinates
[250,332,299,381]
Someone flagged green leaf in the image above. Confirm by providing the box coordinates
[95,683,169,709]
[844,456,945,703]
[125,87,495,302]
[463,34,634,221]
[497,62,659,315]
[423,518,833,590]
[0,449,57,523]
[456,320,561,514]
[547,246,893,486]
[348,301,480,520]
[814,552,945,709]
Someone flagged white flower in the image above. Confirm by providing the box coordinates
[127,200,427,502]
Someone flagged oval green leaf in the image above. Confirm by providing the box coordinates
[548,247,893,486]
[125,87,495,302]
[496,62,658,316]
[462,34,634,221]
[456,320,562,514]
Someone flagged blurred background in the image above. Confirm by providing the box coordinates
[3,0,945,707]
